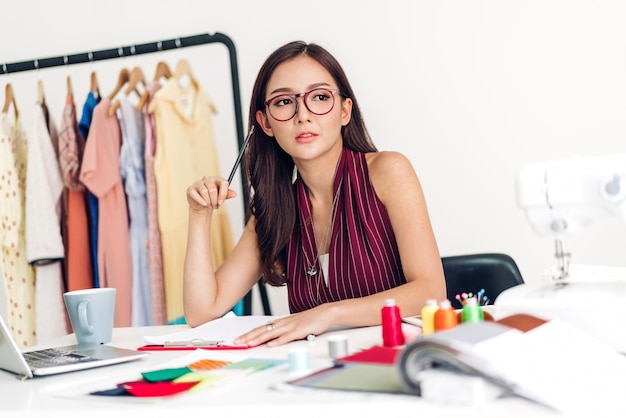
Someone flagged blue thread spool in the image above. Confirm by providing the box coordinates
[288,347,311,372]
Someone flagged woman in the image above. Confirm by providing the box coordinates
[183,41,445,346]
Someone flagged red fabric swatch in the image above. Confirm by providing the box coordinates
[334,345,401,365]
[120,380,198,397]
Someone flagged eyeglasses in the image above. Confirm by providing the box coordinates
[264,88,342,122]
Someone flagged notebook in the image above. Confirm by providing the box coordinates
[0,315,147,380]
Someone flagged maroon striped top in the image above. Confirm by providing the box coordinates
[286,147,406,313]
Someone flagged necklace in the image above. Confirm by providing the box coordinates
[303,177,343,278]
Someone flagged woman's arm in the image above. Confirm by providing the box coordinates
[183,176,263,327]
[234,151,446,346]
[366,150,446,310]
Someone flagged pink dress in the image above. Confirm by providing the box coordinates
[79,98,132,327]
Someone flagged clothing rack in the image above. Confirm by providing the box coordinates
[1,32,271,316]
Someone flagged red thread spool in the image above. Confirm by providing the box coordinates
[382,299,405,347]
[434,299,458,331]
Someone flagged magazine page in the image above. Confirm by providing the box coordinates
[398,316,626,415]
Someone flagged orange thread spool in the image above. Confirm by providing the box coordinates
[434,299,458,331]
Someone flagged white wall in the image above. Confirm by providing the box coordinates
[2,0,625,316]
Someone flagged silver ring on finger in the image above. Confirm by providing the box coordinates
[266,321,276,332]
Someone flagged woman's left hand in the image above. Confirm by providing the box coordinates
[233,305,332,347]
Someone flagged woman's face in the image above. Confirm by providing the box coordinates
[256,56,352,163]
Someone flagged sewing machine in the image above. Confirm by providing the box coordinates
[494,153,626,352]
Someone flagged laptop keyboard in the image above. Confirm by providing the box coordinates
[23,348,92,368]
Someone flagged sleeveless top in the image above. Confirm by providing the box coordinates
[286,147,406,313]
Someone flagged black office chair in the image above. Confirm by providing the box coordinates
[442,253,524,309]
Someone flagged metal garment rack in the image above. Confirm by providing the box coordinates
[1,32,271,316]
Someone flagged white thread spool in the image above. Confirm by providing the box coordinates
[327,334,348,359]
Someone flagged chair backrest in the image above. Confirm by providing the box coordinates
[442,253,524,309]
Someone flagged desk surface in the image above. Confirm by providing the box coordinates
[1,322,559,418]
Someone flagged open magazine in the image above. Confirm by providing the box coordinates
[396,314,626,415]
[285,313,626,415]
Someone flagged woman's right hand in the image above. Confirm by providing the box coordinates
[186,176,237,212]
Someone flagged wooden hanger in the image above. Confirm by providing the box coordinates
[2,83,18,118]
[153,61,172,82]
[108,67,130,116]
[36,79,46,106]
[108,67,130,100]
[174,58,196,87]
[124,66,146,97]
[90,71,100,98]
[66,75,73,96]
[136,61,172,111]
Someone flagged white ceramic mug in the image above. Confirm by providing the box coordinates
[63,288,116,344]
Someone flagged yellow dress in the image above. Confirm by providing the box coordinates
[148,76,234,324]
[0,112,37,347]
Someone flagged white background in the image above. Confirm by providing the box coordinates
[2,0,625,315]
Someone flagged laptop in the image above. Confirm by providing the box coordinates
[0,315,147,380]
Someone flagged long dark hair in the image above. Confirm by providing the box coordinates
[246,41,377,286]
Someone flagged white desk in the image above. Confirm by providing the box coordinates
[1,323,559,418]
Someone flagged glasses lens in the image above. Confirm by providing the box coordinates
[266,89,337,121]
[267,94,297,121]
[305,89,335,116]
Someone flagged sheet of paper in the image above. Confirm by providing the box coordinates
[473,319,626,415]
[144,315,282,346]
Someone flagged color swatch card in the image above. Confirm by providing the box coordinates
[89,351,286,398]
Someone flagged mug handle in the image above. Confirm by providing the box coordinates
[77,300,95,335]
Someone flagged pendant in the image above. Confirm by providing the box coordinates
[306,265,318,276]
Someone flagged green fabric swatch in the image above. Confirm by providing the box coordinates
[142,367,193,382]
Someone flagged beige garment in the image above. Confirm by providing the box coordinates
[0,112,37,347]
[27,105,69,343]
[148,76,234,323]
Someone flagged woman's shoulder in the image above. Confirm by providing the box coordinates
[365,150,415,179]
[364,151,419,202]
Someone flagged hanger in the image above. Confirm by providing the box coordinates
[66,75,73,96]
[36,79,46,106]
[174,58,196,88]
[90,71,100,99]
[108,67,130,100]
[136,61,172,111]
[2,83,19,118]
[153,61,172,82]
[108,67,130,116]
[124,66,146,97]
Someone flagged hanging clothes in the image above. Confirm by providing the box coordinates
[0,259,7,323]
[27,104,69,343]
[58,93,93,291]
[0,112,36,347]
[79,98,132,327]
[141,80,167,325]
[78,92,100,288]
[148,74,234,324]
[117,94,152,326]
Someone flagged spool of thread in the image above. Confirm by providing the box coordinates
[328,334,349,359]
[434,299,458,331]
[381,298,405,347]
[461,296,484,323]
[421,298,439,336]
[288,347,311,372]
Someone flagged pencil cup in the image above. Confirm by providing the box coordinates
[63,288,116,344]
